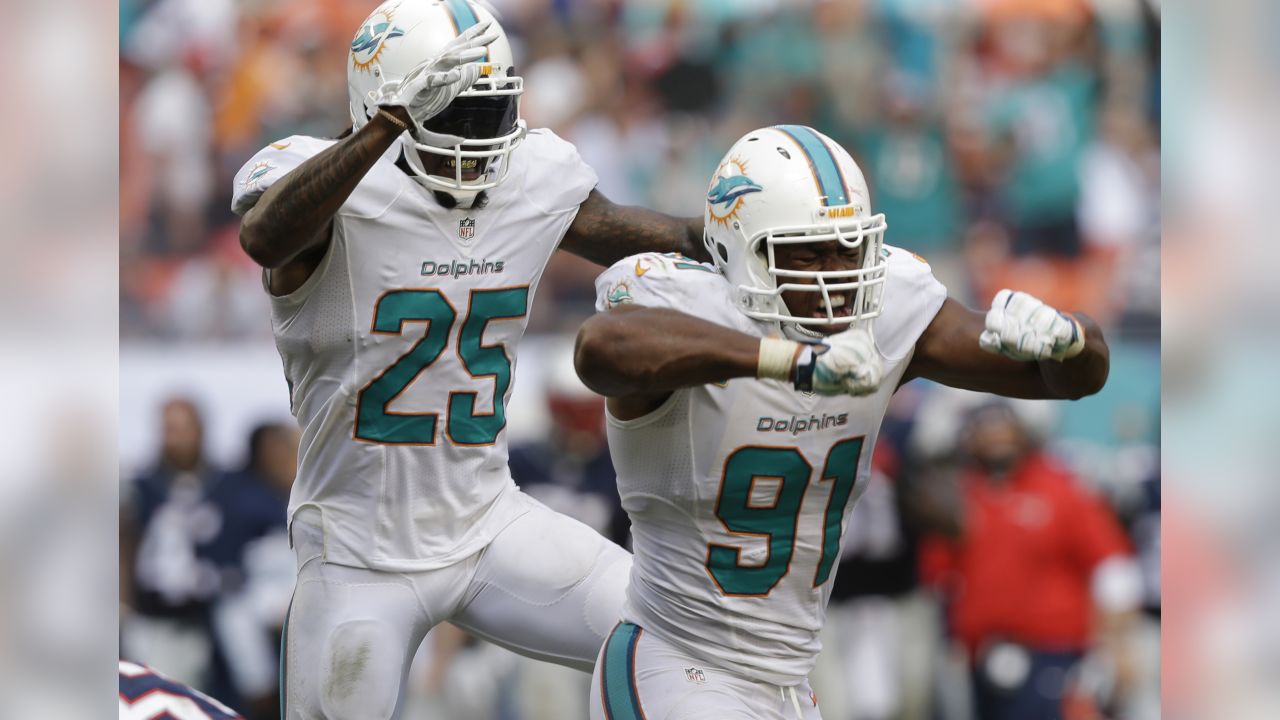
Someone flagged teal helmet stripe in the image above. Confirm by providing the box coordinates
[442,0,489,59]
[443,0,480,30]
[601,623,645,720]
[773,124,849,207]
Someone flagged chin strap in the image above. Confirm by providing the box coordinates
[781,320,825,342]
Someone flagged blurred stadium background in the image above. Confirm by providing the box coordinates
[118,0,1160,718]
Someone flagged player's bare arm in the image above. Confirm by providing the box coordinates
[576,301,880,420]
[905,295,1109,400]
[575,305,760,417]
[561,189,708,267]
[240,20,497,293]
[239,111,408,279]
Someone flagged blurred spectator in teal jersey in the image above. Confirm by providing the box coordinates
[858,76,959,256]
[984,1,1098,257]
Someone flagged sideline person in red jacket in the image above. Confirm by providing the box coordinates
[921,401,1141,720]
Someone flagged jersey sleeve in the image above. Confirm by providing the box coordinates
[519,128,599,215]
[230,136,335,217]
[872,245,948,361]
[594,252,742,327]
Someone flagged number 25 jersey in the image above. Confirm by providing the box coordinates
[231,130,597,571]
[593,249,946,685]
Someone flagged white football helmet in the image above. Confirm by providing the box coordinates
[703,125,888,337]
[347,0,525,206]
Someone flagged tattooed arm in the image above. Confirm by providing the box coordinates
[239,110,410,292]
[561,189,708,267]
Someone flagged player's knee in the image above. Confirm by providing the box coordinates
[317,620,403,720]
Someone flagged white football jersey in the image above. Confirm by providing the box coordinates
[232,129,597,571]
[593,249,946,685]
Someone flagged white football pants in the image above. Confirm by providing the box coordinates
[589,622,822,720]
[281,492,631,719]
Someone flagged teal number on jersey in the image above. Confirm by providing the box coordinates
[355,290,456,444]
[448,287,529,445]
[814,437,864,585]
[707,447,812,596]
[706,439,867,596]
[355,287,528,445]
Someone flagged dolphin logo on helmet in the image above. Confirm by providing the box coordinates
[707,174,763,209]
[706,156,763,227]
[351,23,405,66]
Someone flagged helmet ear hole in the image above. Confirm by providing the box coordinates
[716,242,729,264]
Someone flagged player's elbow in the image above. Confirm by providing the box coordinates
[238,208,293,269]
[575,311,646,396]
[574,315,619,395]
[239,218,282,269]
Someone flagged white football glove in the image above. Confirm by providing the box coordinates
[797,326,884,397]
[371,20,498,148]
[979,289,1085,362]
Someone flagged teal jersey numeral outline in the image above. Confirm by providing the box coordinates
[707,446,812,596]
[706,438,867,596]
[814,437,865,585]
[355,286,528,446]
[448,287,529,446]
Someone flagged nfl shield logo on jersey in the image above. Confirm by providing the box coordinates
[459,217,476,241]
[684,667,707,684]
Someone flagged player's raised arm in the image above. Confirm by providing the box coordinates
[238,22,498,270]
[238,113,407,269]
[560,189,708,267]
[905,291,1110,400]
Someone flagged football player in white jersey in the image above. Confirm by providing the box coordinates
[576,125,1110,720]
[230,2,707,718]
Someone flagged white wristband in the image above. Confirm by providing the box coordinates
[758,337,801,381]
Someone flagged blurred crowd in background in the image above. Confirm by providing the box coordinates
[118,0,1161,718]
[120,0,1160,342]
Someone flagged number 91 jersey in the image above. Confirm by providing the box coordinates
[231,129,597,571]
[593,249,945,686]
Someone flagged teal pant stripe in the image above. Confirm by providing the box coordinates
[602,623,644,720]
[279,599,292,720]
[773,125,849,206]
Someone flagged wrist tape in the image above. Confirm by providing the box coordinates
[757,337,801,382]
